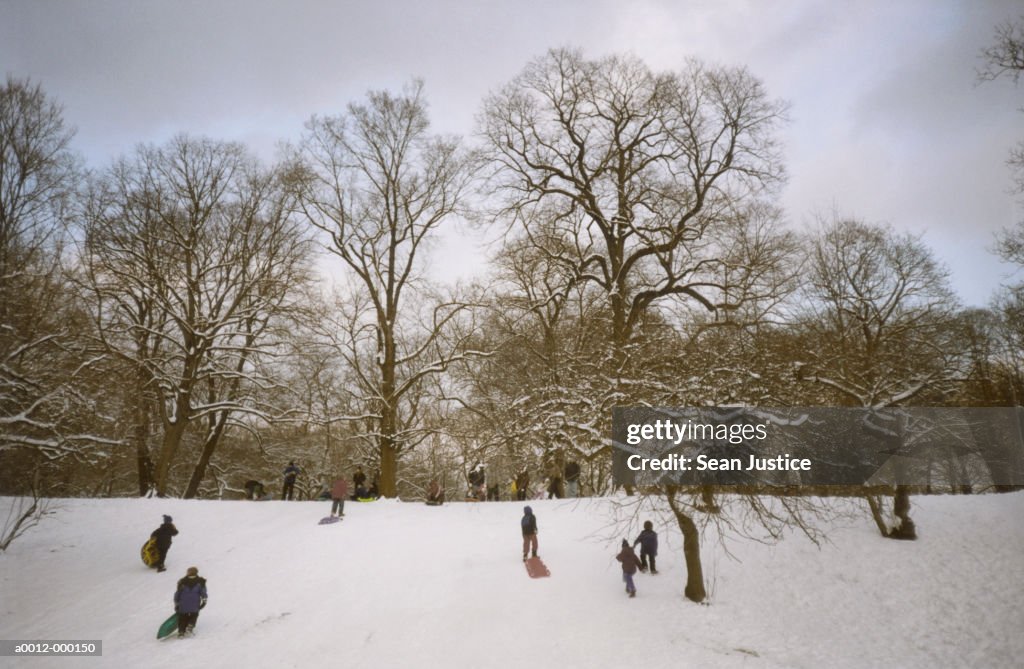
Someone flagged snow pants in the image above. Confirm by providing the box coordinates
[331,498,345,515]
[522,533,538,557]
[640,551,656,572]
[177,611,199,635]
[282,480,295,500]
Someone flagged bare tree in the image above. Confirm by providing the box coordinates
[0,76,117,480]
[80,135,314,497]
[296,82,476,498]
[481,49,791,601]
[799,218,961,537]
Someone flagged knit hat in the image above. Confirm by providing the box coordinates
[644,520,653,530]
[186,566,198,576]
[163,515,172,523]
[621,539,630,548]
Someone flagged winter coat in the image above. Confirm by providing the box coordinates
[331,478,348,499]
[174,576,208,614]
[151,522,178,549]
[353,470,367,487]
[564,461,580,481]
[616,546,643,575]
[521,506,538,536]
[283,465,300,483]
[633,529,658,556]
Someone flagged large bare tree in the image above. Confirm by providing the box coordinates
[481,49,791,602]
[80,135,314,496]
[799,217,961,537]
[296,82,475,498]
[0,76,116,482]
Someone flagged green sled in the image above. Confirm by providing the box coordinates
[157,613,178,640]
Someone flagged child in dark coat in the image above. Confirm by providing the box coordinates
[521,506,538,560]
[174,566,208,638]
[616,539,642,597]
[151,515,178,573]
[633,520,659,574]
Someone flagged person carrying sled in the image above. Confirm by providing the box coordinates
[151,515,178,573]
[282,461,300,500]
[174,566,208,638]
[330,476,348,517]
[521,505,539,560]
[633,520,659,574]
[616,539,643,598]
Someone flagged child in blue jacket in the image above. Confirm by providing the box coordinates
[633,520,658,574]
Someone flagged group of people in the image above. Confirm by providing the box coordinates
[511,460,582,501]
[518,507,659,598]
[149,516,209,638]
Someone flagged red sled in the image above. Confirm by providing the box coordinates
[524,556,550,578]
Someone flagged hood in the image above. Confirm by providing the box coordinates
[523,506,532,515]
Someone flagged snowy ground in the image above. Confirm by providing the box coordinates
[1,492,1022,668]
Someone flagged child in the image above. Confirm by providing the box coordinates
[521,506,538,560]
[150,515,178,573]
[616,539,642,597]
[174,566,208,638]
[633,520,659,574]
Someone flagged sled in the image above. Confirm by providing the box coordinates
[318,516,341,525]
[157,613,179,640]
[141,537,160,567]
[524,556,550,578]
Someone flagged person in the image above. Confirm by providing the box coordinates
[174,566,208,638]
[564,461,581,498]
[330,477,348,517]
[243,480,264,500]
[353,466,367,490]
[355,483,370,500]
[616,539,643,598]
[633,520,659,574]
[515,470,530,501]
[426,479,444,505]
[468,464,486,500]
[487,484,500,501]
[521,505,539,561]
[151,515,178,573]
[545,459,563,499]
[282,461,300,500]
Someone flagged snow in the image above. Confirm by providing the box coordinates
[2,493,1023,668]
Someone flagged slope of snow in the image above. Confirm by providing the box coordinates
[1,493,1022,668]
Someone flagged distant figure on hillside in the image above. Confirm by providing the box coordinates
[355,483,370,500]
[282,461,300,500]
[330,477,348,517]
[521,505,539,561]
[616,539,642,597]
[174,566,208,638]
[546,460,563,499]
[151,514,178,573]
[243,480,264,500]
[564,461,581,498]
[426,479,444,505]
[633,520,659,574]
[515,470,530,501]
[468,464,486,500]
[353,466,367,490]
[487,484,500,501]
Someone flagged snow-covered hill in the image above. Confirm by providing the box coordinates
[2,493,1022,668]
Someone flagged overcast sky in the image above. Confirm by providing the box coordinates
[2,0,1021,306]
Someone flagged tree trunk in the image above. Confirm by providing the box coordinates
[380,440,398,498]
[183,412,228,499]
[154,417,188,496]
[667,488,707,603]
